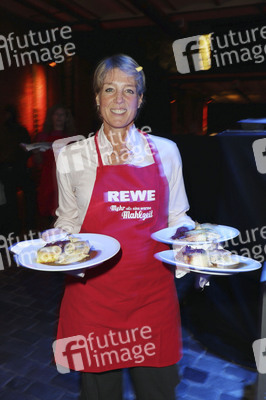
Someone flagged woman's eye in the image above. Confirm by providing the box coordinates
[105,87,114,92]
[125,88,134,94]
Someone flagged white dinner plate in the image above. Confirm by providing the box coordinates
[151,224,240,245]
[12,234,120,272]
[155,250,262,276]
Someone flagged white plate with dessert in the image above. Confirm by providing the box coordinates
[151,223,240,245]
[155,250,261,276]
[12,234,120,272]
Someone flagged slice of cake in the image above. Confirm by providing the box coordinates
[182,246,210,267]
[37,236,90,265]
[171,223,220,243]
[209,247,239,268]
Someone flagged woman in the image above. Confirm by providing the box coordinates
[34,104,75,220]
[52,54,194,399]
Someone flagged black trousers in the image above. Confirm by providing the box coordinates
[79,365,180,400]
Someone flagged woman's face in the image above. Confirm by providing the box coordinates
[52,107,67,131]
[96,68,142,135]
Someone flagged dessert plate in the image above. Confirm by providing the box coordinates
[155,250,262,276]
[11,234,120,272]
[151,224,240,245]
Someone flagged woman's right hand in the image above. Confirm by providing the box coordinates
[41,228,68,242]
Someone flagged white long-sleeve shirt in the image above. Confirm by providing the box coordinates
[54,125,194,233]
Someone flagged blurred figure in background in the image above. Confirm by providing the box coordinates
[0,104,36,235]
[33,104,76,227]
[0,181,6,233]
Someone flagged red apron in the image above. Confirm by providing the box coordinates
[56,132,182,372]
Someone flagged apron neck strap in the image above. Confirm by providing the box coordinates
[94,129,160,167]
[140,130,160,166]
[95,131,104,167]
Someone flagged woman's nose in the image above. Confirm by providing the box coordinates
[115,91,124,103]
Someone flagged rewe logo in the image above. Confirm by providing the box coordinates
[106,190,156,202]
[172,35,212,74]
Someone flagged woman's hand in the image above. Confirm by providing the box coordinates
[41,228,68,242]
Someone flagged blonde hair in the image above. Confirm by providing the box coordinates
[93,54,145,96]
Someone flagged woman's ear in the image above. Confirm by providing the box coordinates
[138,94,143,109]
[96,94,100,106]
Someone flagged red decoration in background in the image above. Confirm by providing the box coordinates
[202,102,208,135]
[33,65,47,136]
[19,64,47,138]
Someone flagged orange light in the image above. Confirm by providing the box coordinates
[19,65,47,137]
[49,62,57,67]
[34,65,47,134]
[170,99,176,104]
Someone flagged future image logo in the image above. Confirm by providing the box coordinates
[253,138,266,174]
[172,35,212,74]
[173,26,266,74]
[253,338,266,373]
[0,25,75,71]
[53,326,156,373]
[53,335,91,374]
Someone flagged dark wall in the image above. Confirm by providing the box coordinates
[208,103,266,134]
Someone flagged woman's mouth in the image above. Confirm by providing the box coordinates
[111,108,127,115]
